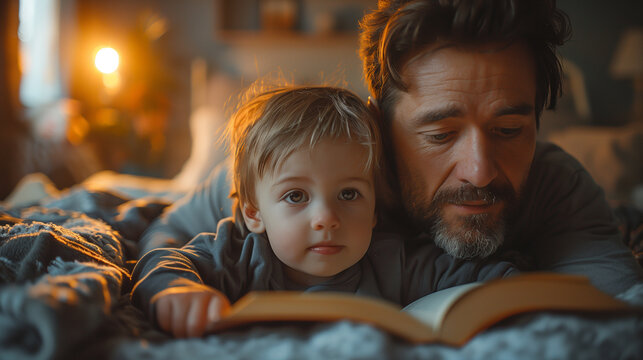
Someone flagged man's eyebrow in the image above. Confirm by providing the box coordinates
[494,104,534,117]
[412,105,463,127]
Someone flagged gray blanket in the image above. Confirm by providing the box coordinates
[115,285,643,360]
[0,188,641,360]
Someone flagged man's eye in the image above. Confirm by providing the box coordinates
[423,132,454,144]
[338,189,360,201]
[495,127,522,137]
[283,190,308,204]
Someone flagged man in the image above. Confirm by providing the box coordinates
[360,0,569,258]
[139,0,641,295]
[359,0,642,293]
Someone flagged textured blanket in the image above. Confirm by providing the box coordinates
[0,188,641,360]
[0,189,167,360]
[113,285,643,360]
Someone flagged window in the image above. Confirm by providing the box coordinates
[19,0,63,109]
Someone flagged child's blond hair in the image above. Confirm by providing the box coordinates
[225,85,380,232]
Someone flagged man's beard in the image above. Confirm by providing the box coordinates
[401,174,519,259]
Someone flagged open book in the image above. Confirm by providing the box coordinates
[209,273,636,346]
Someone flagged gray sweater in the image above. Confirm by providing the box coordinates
[138,142,643,295]
[131,218,518,321]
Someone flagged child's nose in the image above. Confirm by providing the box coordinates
[310,204,340,230]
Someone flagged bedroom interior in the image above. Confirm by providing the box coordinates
[0,0,642,359]
[1,0,643,204]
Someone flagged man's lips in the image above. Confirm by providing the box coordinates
[460,200,492,206]
[448,200,502,215]
[308,245,344,255]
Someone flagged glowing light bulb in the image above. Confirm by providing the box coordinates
[95,47,119,74]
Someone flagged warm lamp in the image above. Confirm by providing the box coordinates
[95,47,119,74]
[610,28,643,122]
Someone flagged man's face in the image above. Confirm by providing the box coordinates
[390,42,537,259]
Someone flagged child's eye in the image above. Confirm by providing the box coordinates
[282,190,309,204]
[338,189,360,201]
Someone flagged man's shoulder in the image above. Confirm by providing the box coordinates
[507,141,609,246]
[532,141,585,175]
[524,141,598,201]
[367,231,444,259]
[368,231,405,251]
[527,141,608,200]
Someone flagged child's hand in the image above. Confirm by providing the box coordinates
[153,285,231,338]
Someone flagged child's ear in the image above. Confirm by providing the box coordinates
[372,211,377,228]
[242,204,265,233]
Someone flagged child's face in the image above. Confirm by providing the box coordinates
[244,138,377,286]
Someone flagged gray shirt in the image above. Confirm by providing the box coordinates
[131,218,517,321]
[138,142,643,295]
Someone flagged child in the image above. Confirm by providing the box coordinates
[131,86,518,338]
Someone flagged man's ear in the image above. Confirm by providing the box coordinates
[242,203,265,233]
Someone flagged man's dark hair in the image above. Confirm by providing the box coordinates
[359,0,572,126]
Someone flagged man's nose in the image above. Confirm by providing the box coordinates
[311,202,340,231]
[454,131,498,188]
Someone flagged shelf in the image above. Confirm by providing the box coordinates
[214,0,375,48]
[216,30,359,47]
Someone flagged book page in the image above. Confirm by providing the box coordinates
[402,282,482,329]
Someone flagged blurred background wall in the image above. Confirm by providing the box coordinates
[1,0,642,202]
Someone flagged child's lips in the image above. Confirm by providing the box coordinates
[308,244,344,255]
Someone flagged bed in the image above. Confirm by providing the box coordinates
[1,175,642,360]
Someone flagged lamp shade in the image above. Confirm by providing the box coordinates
[610,28,643,77]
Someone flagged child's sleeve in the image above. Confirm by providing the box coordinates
[130,233,220,322]
[131,219,280,322]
